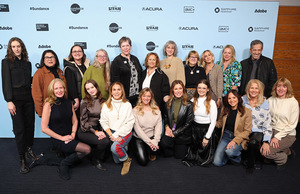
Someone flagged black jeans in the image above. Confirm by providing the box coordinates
[11,100,35,155]
[160,135,188,159]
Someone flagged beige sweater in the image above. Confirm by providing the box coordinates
[160,57,185,85]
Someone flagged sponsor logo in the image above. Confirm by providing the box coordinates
[74,42,87,49]
[213,45,224,49]
[248,26,269,32]
[69,26,88,30]
[179,26,198,31]
[142,7,163,11]
[182,44,194,50]
[214,7,236,13]
[0,44,8,49]
[36,23,49,31]
[255,9,267,13]
[146,25,158,31]
[218,26,229,32]
[30,7,49,11]
[107,44,119,48]
[109,6,121,12]
[70,4,83,14]
[184,6,194,13]
[0,4,9,12]
[146,41,158,51]
[0,26,12,30]
[38,45,51,49]
[109,23,122,33]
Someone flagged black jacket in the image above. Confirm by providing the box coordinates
[164,100,193,145]
[239,55,277,98]
[140,68,170,111]
[111,54,142,99]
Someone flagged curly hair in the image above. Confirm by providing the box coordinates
[6,37,28,63]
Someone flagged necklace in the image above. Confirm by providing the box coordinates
[112,101,122,120]
[163,57,173,69]
[188,65,197,74]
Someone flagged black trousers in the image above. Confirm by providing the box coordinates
[160,135,188,159]
[132,136,158,166]
[77,129,110,161]
[11,100,35,155]
[246,132,264,168]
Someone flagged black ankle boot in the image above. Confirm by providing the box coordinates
[26,147,40,161]
[20,155,29,174]
[92,158,106,171]
[58,153,79,180]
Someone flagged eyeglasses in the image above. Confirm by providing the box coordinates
[72,51,83,53]
[96,55,107,58]
[44,56,55,60]
[189,56,198,59]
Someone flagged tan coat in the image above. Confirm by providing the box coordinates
[216,108,252,150]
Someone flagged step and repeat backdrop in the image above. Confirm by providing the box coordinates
[0,0,279,137]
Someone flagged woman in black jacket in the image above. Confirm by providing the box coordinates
[1,37,39,173]
[140,52,170,113]
[160,80,193,159]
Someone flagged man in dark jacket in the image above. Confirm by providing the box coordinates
[239,40,277,98]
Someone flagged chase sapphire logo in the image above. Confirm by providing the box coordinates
[36,24,49,31]
[248,27,253,32]
[214,7,220,13]
[71,4,83,14]
[109,23,122,33]
[74,42,87,49]
[0,4,9,12]
[146,42,158,51]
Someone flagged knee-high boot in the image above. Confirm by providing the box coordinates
[58,153,79,180]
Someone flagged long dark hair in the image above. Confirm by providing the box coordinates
[222,89,245,117]
[193,79,212,114]
[167,80,188,108]
[6,37,28,63]
[83,79,105,107]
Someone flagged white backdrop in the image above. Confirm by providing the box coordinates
[0,0,279,137]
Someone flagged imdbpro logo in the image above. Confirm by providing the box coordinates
[36,24,49,31]
[0,4,9,12]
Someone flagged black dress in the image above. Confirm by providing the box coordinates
[49,98,79,154]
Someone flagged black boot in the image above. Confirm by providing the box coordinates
[92,157,106,171]
[29,153,62,169]
[26,147,41,161]
[20,155,29,174]
[58,153,79,180]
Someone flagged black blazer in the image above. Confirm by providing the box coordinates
[140,68,170,110]
[164,100,193,145]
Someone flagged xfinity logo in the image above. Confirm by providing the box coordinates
[38,45,51,49]
[69,26,88,30]
[182,44,194,50]
[36,24,49,31]
[0,4,9,12]
[146,42,158,51]
[30,7,49,11]
[109,6,121,12]
[142,7,163,11]
[184,6,194,13]
[70,4,83,14]
[0,26,12,30]
[109,23,122,33]
[255,9,267,13]
[215,7,236,13]
[218,26,229,32]
[74,42,87,49]
[213,45,224,49]
[179,27,198,31]
[248,26,269,32]
[146,25,158,31]
[107,44,119,48]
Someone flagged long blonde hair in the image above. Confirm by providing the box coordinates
[92,49,111,91]
[245,79,265,107]
[271,77,294,98]
[44,79,67,106]
[135,88,159,116]
[105,82,127,110]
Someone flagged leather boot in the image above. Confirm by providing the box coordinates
[92,157,106,171]
[58,153,79,180]
[30,153,62,169]
[20,155,29,174]
[121,157,132,176]
[26,147,41,161]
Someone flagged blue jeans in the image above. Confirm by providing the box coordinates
[110,132,132,163]
[213,130,243,167]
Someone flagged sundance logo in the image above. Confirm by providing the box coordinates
[30,7,49,11]
[248,26,269,32]
[146,25,158,31]
[107,44,119,48]
[182,44,194,50]
[146,42,158,51]
[0,26,12,30]
[36,24,49,31]
[69,26,88,30]
[255,9,267,13]
[0,4,9,12]
[38,45,51,49]
[215,7,236,13]
[74,42,87,49]
[179,27,198,31]
[184,6,194,13]
[109,23,122,33]
[218,26,229,32]
[142,7,163,11]
[109,6,121,12]
[71,4,83,14]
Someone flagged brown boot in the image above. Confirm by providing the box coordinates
[121,157,132,176]
[149,154,156,161]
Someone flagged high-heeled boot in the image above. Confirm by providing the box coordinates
[26,147,40,161]
[20,155,29,174]
[58,153,79,180]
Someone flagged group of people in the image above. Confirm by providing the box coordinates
[1,36,298,180]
